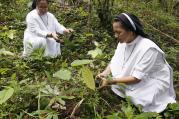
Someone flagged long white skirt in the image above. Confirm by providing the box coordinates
[22,34,61,58]
[111,78,176,113]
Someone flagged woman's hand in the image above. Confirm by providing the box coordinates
[100,77,109,88]
[46,32,59,40]
[63,28,74,34]
[51,32,59,41]
[96,74,109,89]
[96,72,108,79]
[48,32,64,43]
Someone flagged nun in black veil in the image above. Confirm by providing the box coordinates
[22,0,74,58]
[31,0,37,10]
[96,13,176,113]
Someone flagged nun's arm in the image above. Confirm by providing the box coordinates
[108,48,159,85]
[26,15,49,38]
[53,15,67,34]
[101,64,111,76]
[109,76,140,85]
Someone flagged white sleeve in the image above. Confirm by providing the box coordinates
[54,16,66,34]
[131,48,159,80]
[26,15,48,38]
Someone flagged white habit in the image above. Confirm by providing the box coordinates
[22,9,66,58]
[110,35,176,113]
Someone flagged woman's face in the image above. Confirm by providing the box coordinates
[37,0,48,15]
[113,21,133,43]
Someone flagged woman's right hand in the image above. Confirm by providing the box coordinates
[51,32,59,41]
[48,32,64,43]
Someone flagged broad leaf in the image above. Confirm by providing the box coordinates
[0,87,14,104]
[88,48,102,58]
[71,59,93,67]
[53,69,72,80]
[81,66,95,90]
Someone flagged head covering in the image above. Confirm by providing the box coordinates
[31,0,37,10]
[31,0,49,11]
[114,13,148,38]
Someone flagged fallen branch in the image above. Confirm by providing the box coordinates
[70,98,84,119]
[142,21,179,44]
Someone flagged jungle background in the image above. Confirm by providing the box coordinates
[0,0,179,119]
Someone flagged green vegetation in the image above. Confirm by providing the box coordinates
[0,0,179,118]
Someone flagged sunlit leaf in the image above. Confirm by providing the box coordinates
[93,41,99,47]
[81,66,95,90]
[0,48,14,56]
[88,48,102,58]
[7,30,15,39]
[57,98,65,106]
[53,69,72,80]
[85,33,94,37]
[71,59,93,67]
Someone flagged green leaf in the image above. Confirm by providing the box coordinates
[88,48,102,58]
[48,98,56,107]
[45,71,52,80]
[7,30,15,39]
[0,87,14,104]
[168,103,179,111]
[57,98,65,106]
[106,113,121,119]
[81,66,95,90]
[46,114,53,119]
[61,96,75,99]
[53,69,72,80]
[121,99,134,119]
[134,112,159,119]
[0,68,10,75]
[52,114,58,119]
[71,59,93,67]
[0,48,14,56]
[93,41,99,47]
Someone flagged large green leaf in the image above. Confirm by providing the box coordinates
[53,69,72,80]
[88,48,102,58]
[81,66,95,90]
[71,59,93,67]
[0,87,14,104]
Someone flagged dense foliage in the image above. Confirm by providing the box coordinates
[0,0,179,118]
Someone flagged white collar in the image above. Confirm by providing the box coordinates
[126,35,141,46]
